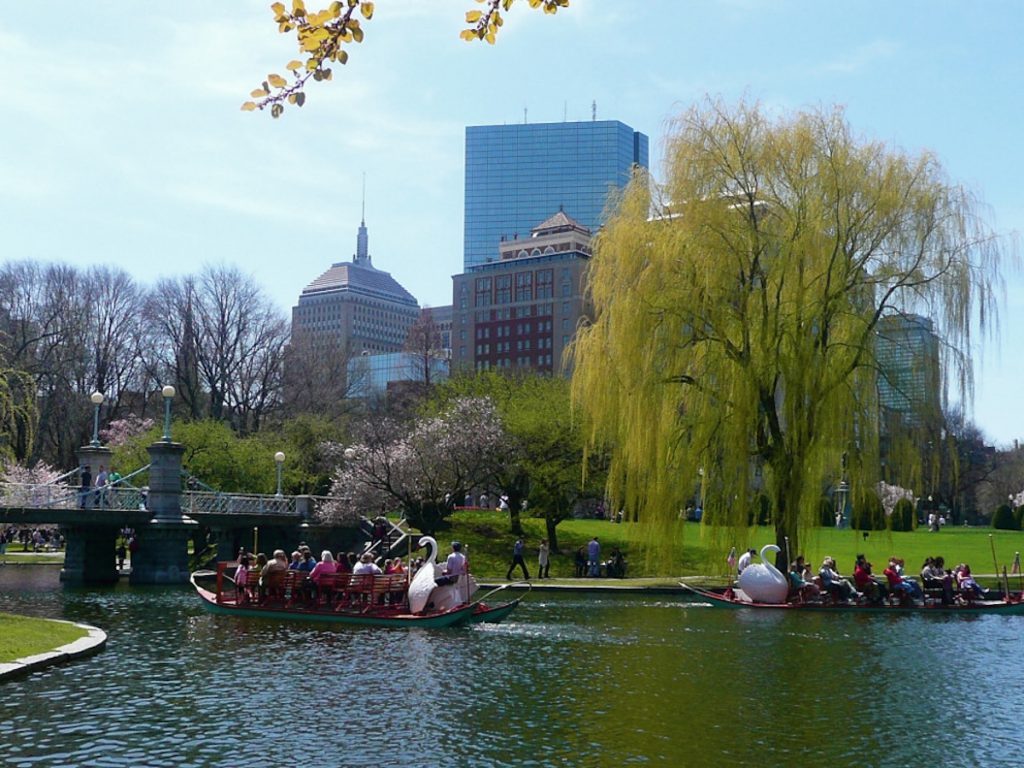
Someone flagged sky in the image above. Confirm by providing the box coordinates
[2,0,1023,444]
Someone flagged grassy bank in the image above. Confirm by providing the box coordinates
[0,613,88,663]
[433,511,1024,580]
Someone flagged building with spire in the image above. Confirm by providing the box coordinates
[291,216,420,358]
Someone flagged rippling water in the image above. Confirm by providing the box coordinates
[2,568,1024,767]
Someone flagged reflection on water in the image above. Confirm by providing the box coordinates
[2,568,1024,767]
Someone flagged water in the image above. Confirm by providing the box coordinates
[2,568,1024,767]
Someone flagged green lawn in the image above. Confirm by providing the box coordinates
[0,613,88,663]
[436,511,1024,582]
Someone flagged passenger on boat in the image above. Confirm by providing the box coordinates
[920,556,954,604]
[309,550,337,586]
[736,548,756,574]
[955,564,987,601]
[853,555,886,604]
[788,559,820,601]
[288,551,302,570]
[234,556,251,603]
[335,552,353,574]
[445,541,467,577]
[353,552,383,575]
[818,557,857,602]
[883,557,923,603]
[298,549,317,573]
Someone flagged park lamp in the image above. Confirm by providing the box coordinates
[161,385,175,442]
[90,391,104,447]
[274,451,285,497]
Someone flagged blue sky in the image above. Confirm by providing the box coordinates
[2,1,1022,444]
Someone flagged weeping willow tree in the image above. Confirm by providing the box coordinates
[570,100,1004,568]
[0,365,37,461]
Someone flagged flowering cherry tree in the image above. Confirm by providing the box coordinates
[100,415,156,447]
[323,397,507,531]
[876,482,916,517]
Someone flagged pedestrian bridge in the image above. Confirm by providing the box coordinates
[0,482,338,527]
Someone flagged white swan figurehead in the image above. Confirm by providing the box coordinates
[408,536,442,614]
[406,535,479,614]
[736,544,789,604]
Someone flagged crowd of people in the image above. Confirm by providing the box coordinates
[745,552,992,606]
[0,526,64,553]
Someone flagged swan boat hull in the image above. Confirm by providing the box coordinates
[191,574,475,628]
[470,599,521,624]
[683,584,1024,614]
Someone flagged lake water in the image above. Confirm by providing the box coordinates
[2,567,1023,767]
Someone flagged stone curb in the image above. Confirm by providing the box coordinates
[0,620,107,682]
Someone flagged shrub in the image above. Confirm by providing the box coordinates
[992,503,1017,530]
[890,497,916,532]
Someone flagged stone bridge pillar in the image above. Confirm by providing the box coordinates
[59,445,118,584]
[129,440,196,585]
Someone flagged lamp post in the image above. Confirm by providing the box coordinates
[161,385,175,442]
[90,391,104,447]
[274,451,285,497]
[835,479,849,528]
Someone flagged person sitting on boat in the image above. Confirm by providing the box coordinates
[288,550,302,570]
[445,541,467,577]
[955,564,988,601]
[883,557,923,604]
[297,548,317,573]
[819,556,857,602]
[261,550,290,601]
[737,548,756,575]
[353,552,383,576]
[788,558,820,601]
[920,556,955,604]
[853,555,887,604]
[234,555,251,604]
[309,550,337,585]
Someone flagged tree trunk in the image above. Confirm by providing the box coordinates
[545,515,560,553]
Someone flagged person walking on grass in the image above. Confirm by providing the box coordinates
[506,537,530,581]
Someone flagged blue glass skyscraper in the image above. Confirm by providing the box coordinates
[463,120,648,270]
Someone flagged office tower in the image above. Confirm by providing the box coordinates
[876,313,942,426]
[291,217,420,357]
[463,119,648,270]
[451,209,593,375]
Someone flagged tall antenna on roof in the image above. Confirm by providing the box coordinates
[592,100,597,121]
[524,107,528,124]
[361,171,366,224]
[564,101,567,121]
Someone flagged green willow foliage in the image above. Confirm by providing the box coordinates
[570,100,1003,565]
[0,367,37,461]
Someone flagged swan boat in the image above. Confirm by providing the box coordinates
[683,544,1024,614]
[190,536,524,628]
[681,583,1024,614]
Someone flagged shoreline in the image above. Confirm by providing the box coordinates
[0,619,107,682]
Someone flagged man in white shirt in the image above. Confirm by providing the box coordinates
[737,548,756,574]
[445,541,467,576]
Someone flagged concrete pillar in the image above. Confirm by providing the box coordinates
[61,524,119,585]
[129,440,196,585]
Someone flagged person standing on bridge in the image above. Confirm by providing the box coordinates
[79,465,92,509]
[95,466,109,508]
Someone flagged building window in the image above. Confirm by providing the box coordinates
[496,275,512,304]
[475,277,492,307]
[515,272,533,302]
[536,269,553,299]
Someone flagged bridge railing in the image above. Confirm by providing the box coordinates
[1,483,79,509]
[183,491,297,517]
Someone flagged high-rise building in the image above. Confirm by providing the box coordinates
[463,119,648,270]
[875,313,941,426]
[291,218,420,357]
[452,210,593,375]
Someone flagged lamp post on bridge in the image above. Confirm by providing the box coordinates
[161,385,175,442]
[90,391,104,447]
[274,451,285,497]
